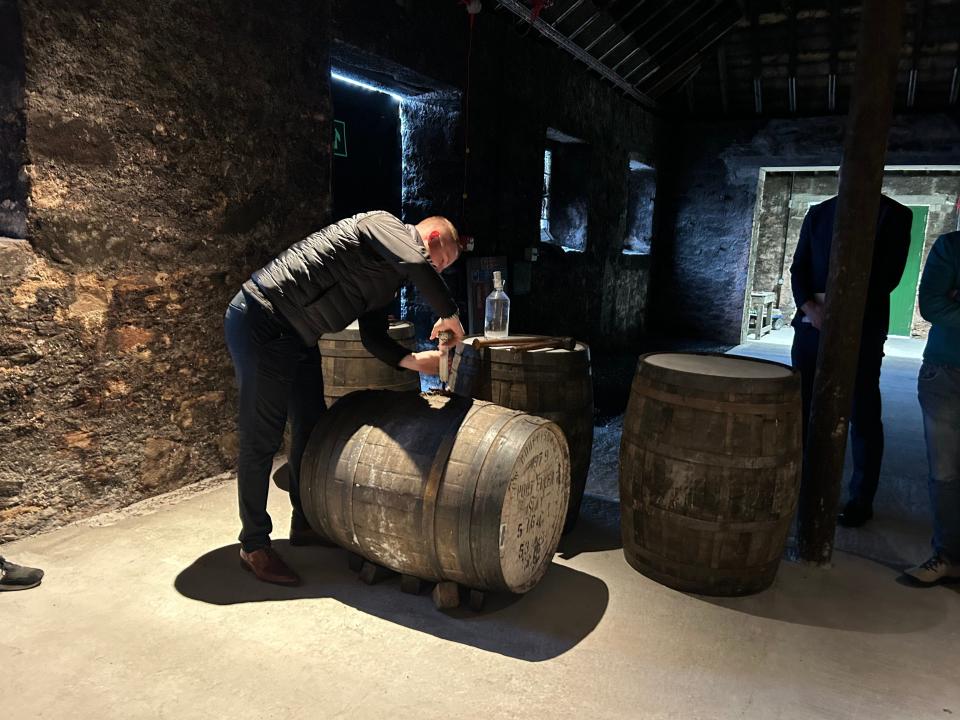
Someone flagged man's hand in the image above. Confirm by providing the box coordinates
[801,300,824,330]
[430,315,464,349]
[399,350,442,376]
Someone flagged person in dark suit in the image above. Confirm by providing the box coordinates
[790,192,913,527]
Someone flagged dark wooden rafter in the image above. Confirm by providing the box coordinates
[718,42,730,113]
[509,0,960,114]
[828,0,841,111]
[568,9,602,40]
[748,0,763,113]
[597,4,649,62]
[621,1,713,81]
[585,20,620,51]
[907,0,927,107]
[650,54,706,96]
[549,0,585,27]
[952,38,960,105]
[611,0,691,71]
[588,1,648,56]
[618,0,684,37]
[787,0,798,112]
[685,71,697,111]
[495,0,658,106]
[632,5,742,90]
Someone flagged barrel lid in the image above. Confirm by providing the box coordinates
[644,353,792,379]
[321,318,413,342]
[498,421,569,594]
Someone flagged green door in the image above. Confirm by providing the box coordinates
[888,205,928,336]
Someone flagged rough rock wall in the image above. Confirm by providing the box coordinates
[653,114,960,344]
[751,172,795,310]
[0,0,331,541]
[401,93,462,224]
[625,167,656,255]
[334,1,661,348]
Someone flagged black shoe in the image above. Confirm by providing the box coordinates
[0,556,44,591]
[837,501,873,528]
[289,513,337,548]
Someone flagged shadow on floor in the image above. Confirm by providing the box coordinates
[558,494,622,560]
[691,552,953,634]
[174,541,609,662]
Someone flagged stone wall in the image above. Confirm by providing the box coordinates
[653,114,960,344]
[0,0,331,541]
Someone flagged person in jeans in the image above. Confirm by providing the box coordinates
[905,231,960,585]
[789,192,912,528]
[224,211,464,586]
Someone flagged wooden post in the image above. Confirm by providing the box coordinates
[797,0,906,564]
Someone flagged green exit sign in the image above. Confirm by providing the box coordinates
[333,119,347,157]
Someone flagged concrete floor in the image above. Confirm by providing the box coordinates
[3,338,960,719]
[741,325,925,361]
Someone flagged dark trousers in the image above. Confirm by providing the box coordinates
[224,289,325,552]
[791,323,886,509]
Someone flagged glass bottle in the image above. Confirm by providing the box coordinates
[484,271,510,338]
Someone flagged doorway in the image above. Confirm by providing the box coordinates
[331,74,402,220]
[744,168,960,343]
[888,205,928,337]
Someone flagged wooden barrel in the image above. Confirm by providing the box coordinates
[318,319,419,407]
[448,336,593,534]
[300,390,571,593]
[619,353,802,596]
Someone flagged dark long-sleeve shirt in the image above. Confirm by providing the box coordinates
[356,220,455,368]
[357,305,410,368]
[790,195,913,334]
[919,231,960,367]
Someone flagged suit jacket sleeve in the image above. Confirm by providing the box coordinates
[876,204,913,295]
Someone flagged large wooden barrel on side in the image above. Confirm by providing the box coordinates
[301,390,571,593]
[318,319,420,407]
[619,353,802,596]
[448,337,593,534]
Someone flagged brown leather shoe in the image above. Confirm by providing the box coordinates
[239,547,301,586]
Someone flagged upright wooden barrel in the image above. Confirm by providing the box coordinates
[300,390,571,593]
[448,337,593,534]
[619,353,802,596]
[318,320,419,407]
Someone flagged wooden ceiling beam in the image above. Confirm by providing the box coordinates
[623,2,725,82]
[718,42,730,113]
[639,10,742,93]
[828,0,840,111]
[907,0,928,108]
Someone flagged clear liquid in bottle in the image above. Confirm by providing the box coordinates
[484,270,510,338]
